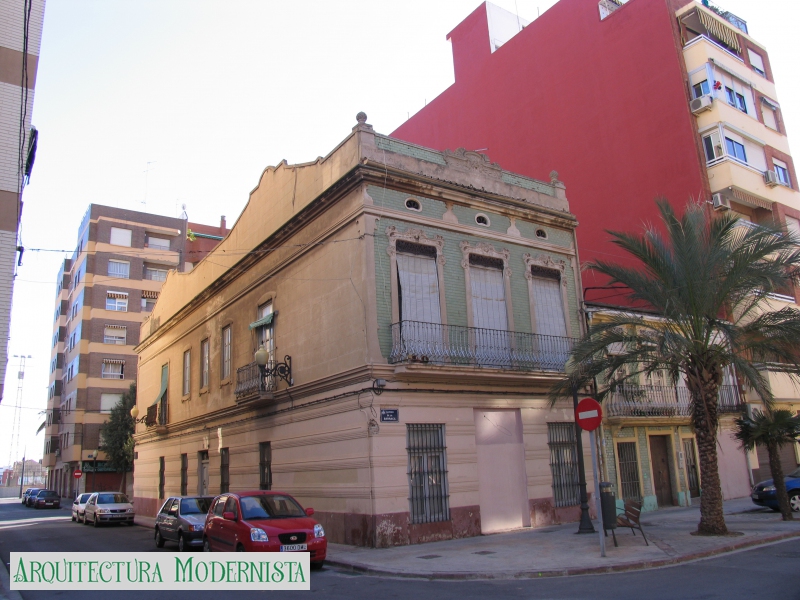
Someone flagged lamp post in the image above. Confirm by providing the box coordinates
[565,359,595,535]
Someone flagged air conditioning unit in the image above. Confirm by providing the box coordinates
[712,193,731,211]
[764,170,780,187]
[690,95,713,114]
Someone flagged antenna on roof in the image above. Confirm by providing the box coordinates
[180,203,188,221]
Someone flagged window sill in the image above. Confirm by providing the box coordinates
[181,393,191,403]
[220,378,231,387]
[199,387,209,396]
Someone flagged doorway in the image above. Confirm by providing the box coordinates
[474,409,530,533]
[649,436,674,507]
[683,439,700,498]
[198,451,209,495]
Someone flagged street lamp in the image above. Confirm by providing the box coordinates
[566,360,595,534]
[254,345,293,388]
[129,405,147,424]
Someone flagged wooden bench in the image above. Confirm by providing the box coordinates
[610,500,648,547]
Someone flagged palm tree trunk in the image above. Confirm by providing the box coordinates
[691,381,729,535]
[767,442,793,521]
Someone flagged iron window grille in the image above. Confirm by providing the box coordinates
[617,442,642,501]
[259,442,272,490]
[220,448,230,494]
[547,422,581,507]
[407,424,449,524]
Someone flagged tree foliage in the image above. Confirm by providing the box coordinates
[100,383,136,474]
[552,199,800,535]
[734,409,800,520]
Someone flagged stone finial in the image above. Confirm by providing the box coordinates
[549,170,560,184]
[356,112,368,125]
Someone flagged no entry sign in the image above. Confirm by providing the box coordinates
[73,469,83,479]
[575,398,603,431]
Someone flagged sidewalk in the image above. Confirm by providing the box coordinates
[325,498,800,579]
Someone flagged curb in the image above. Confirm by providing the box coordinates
[325,530,800,580]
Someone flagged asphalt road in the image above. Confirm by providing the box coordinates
[2,499,800,600]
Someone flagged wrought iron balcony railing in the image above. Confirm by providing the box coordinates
[389,321,575,372]
[606,384,743,418]
[235,361,278,399]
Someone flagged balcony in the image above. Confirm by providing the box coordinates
[606,384,743,419]
[388,321,575,372]
[235,361,278,401]
[145,398,168,429]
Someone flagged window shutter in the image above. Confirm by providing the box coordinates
[531,271,568,337]
[469,264,507,331]
[109,227,132,247]
[396,252,441,324]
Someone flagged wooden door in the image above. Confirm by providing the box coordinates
[649,436,674,507]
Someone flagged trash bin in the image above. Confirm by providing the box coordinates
[600,482,617,531]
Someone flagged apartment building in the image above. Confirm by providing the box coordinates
[43,205,226,497]
[131,115,594,547]
[391,0,799,507]
[0,0,46,403]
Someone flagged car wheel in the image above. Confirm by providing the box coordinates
[93,515,100,528]
[236,544,246,552]
[82,513,89,525]
[155,529,165,548]
[72,513,76,522]
[311,561,324,570]
[790,491,800,513]
[178,533,186,552]
[203,538,211,553]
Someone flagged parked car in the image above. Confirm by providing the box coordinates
[24,489,42,507]
[21,488,35,505]
[72,493,93,522]
[83,492,135,526]
[155,496,215,551]
[751,466,800,512]
[202,491,326,568]
[32,490,61,509]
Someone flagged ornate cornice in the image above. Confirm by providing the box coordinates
[386,226,446,265]
[523,253,568,288]
[460,240,511,278]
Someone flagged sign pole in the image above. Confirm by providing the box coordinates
[589,429,606,557]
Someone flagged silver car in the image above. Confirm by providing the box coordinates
[83,492,135,527]
[155,496,214,551]
[72,493,93,523]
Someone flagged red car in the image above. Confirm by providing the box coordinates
[203,491,327,568]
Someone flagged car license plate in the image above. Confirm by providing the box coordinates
[45,502,53,505]
[280,544,307,552]
[752,493,760,500]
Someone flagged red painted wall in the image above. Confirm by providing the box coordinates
[393,0,707,303]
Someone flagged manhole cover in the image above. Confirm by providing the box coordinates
[417,554,442,560]
[473,550,496,555]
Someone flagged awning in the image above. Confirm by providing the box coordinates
[731,188,772,211]
[761,97,780,109]
[710,58,751,88]
[249,312,275,330]
[102,359,125,365]
[104,324,126,330]
[106,291,129,299]
[142,290,160,299]
[150,364,169,407]
[698,8,741,53]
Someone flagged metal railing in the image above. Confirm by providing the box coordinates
[145,398,168,427]
[235,361,278,399]
[389,321,574,372]
[606,384,742,418]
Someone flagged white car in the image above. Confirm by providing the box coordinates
[71,493,93,523]
[83,492,135,527]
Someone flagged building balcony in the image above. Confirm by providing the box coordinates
[606,384,743,420]
[42,453,57,468]
[234,361,278,401]
[388,321,575,373]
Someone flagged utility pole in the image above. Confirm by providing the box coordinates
[8,355,31,471]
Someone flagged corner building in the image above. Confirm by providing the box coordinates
[132,116,595,547]
[392,0,800,506]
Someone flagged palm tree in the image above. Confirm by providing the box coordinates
[552,199,800,535]
[734,409,800,520]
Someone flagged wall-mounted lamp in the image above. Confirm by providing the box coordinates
[254,345,293,387]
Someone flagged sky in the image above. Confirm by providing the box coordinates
[2,0,799,466]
